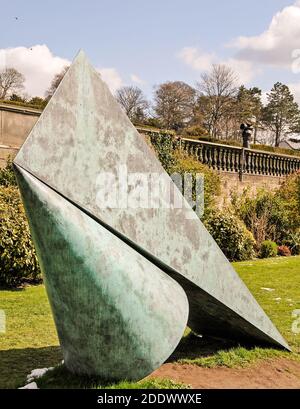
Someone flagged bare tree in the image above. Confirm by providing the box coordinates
[0,68,25,100]
[116,86,149,122]
[197,64,237,138]
[154,81,196,130]
[45,66,69,99]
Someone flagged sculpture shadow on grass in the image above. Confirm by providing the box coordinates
[168,332,240,363]
[0,335,239,389]
[0,337,236,388]
[0,336,281,389]
[0,346,62,389]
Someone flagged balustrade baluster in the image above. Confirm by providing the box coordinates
[233,150,238,172]
[257,154,262,174]
[199,145,203,162]
[276,157,280,176]
[261,154,266,175]
[288,158,292,174]
[230,150,234,171]
[279,157,283,176]
[223,149,228,171]
[243,150,246,174]
[282,158,287,175]
[254,153,258,174]
[211,146,216,169]
[216,147,220,170]
[247,152,252,174]
[266,155,270,175]
[207,147,212,168]
[203,146,208,165]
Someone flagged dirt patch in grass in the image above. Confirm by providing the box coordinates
[150,358,300,389]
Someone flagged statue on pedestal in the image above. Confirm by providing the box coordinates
[240,123,253,148]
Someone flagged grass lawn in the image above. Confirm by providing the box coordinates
[234,256,300,354]
[0,256,299,388]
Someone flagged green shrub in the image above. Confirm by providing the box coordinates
[231,189,292,246]
[0,186,40,287]
[205,211,256,261]
[182,125,208,137]
[0,158,17,187]
[276,172,300,234]
[260,240,278,259]
[0,98,45,110]
[171,150,221,218]
[148,132,179,174]
[283,231,300,255]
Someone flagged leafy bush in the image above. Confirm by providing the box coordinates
[0,186,40,287]
[277,245,291,257]
[148,133,221,218]
[0,98,45,110]
[283,231,300,255]
[231,189,292,246]
[0,158,17,187]
[205,211,256,261]
[170,150,221,218]
[182,125,208,137]
[231,173,300,251]
[260,241,278,259]
[148,132,179,174]
[276,172,300,233]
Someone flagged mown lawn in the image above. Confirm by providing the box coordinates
[234,256,300,353]
[0,256,299,388]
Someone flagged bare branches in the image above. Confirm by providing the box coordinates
[0,68,25,100]
[116,86,149,123]
[197,64,238,138]
[45,66,69,100]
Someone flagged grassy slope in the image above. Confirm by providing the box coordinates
[0,256,299,388]
[234,256,300,353]
[0,286,61,388]
[180,256,300,367]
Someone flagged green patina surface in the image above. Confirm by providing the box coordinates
[15,166,188,380]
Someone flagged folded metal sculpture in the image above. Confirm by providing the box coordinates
[14,51,289,381]
[15,166,188,379]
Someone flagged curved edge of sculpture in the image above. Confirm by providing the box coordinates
[14,164,189,381]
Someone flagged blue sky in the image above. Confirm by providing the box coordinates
[1,0,300,101]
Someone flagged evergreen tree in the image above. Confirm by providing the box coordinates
[263,82,300,146]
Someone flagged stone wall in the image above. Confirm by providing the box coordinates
[0,103,41,167]
[218,171,285,207]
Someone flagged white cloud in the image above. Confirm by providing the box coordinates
[0,44,70,97]
[225,58,259,85]
[0,44,123,97]
[288,82,300,104]
[261,91,269,106]
[130,73,146,86]
[98,67,123,93]
[177,47,215,71]
[177,46,258,85]
[230,1,300,68]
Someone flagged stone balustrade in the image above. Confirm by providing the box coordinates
[181,138,300,178]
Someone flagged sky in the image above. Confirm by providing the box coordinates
[1,0,300,102]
